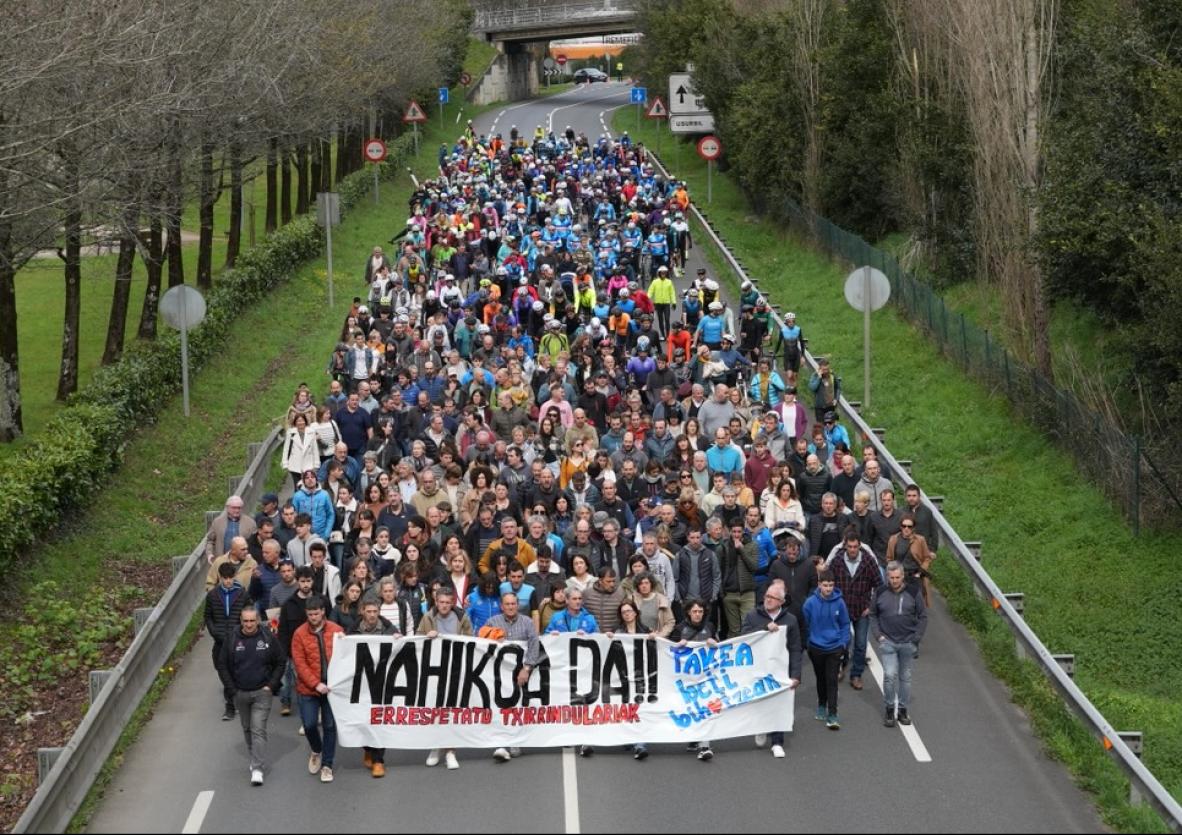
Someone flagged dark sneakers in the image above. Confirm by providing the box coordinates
[222,704,236,721]
[898,708,912,726]
[884,709,896,728]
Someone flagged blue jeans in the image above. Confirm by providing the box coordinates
[879,639,917,710]
[279,660,295,706]
[846,617,871,679]
[298,693,336,768]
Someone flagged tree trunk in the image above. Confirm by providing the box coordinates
[335,125,349,183]
[309,140,323,206]
[280,144,293,225]
[57,194,83,401]
[0,210,21,441]
[137,210,163,340]
[265,137,278,233]
[165,134,184,288]
[320,137,333,192]
[197,142,216,290]
[226,143,242,268]
[102,202,139,365]
[296,143,309,215]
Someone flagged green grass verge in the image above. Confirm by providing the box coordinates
[17,73,494,833]
[618,112,1181,830]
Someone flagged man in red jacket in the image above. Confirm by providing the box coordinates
[291,596,344,783]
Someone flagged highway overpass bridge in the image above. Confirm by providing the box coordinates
[469,0,638,104]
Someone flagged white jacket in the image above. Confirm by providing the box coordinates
[282,427,321,475]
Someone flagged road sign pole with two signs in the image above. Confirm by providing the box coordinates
[630,86,646,133]
[645,96,669,154]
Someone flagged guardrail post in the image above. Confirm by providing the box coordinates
[88,670,113,705]
[929,496,944,512]
[36,749,63,785]
[1052,654,1075,678]
[171,555,191,577]
[964,541,982,561]
[871,427,886,442]
[205,510,219,529]
[898,458,913,476]
[1003,593,1025,616]
[847,400,862,411]
[133,607,156,635]
[228,476,245,496]
[247,442,264,466]
[1118,731,1145,805]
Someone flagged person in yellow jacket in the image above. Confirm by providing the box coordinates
[647,265,677,338]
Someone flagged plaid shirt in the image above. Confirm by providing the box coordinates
[483,613,541,666]
[824,545,882,618]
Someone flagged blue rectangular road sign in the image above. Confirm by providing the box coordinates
[630,87,647,104]
[438,87,449,104]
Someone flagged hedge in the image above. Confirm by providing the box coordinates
[0,133,416,567]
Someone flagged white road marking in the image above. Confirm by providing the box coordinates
[865,646,933,762]
[599,104,627,138]
[547,89,630,134]
[181,790,215,834]
[562,746,581,833]
[489,99,535,135]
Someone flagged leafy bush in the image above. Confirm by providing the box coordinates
[0,133,415,569]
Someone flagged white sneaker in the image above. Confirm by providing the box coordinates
[771,744,786,759]
[697,746,713,761]
[298,725,305,736]
[493,747,511,762]
[307,752,321,774]
[754,733,767,748]
[425,749,441,767]
[250,768,264,786]
[319,765,334,783]
[445,751,460,770]
[509,746,522,758]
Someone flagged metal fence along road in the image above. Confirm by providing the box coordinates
[643,148,1182,832]
[473,0,636,33]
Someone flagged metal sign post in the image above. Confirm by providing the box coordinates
[316,193,341,308]
[159,285,207,418]
[843,266,891,410]
[696,135,722,204]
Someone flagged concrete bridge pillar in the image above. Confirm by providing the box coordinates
[474,41,543,105]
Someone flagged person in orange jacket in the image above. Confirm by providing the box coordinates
[291,596,345,783]
[667,320,693,364]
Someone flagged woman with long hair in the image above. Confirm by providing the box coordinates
[281,412,320,489]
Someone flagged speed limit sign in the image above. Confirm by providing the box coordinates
[696,134,722,161]
[363,138,387,163]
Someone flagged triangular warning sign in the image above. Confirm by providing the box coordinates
[645,96,669,119]
[403,100,427,123]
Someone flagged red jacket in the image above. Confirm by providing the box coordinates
[291,620,345,696]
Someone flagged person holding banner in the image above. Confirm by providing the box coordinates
[545,588,600,757]
[419,586,473,770]
[740,579,802,759]
[350,599,399,777]
[483,592,541,763]
[672,598,718,761]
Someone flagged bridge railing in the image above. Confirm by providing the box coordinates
[641,147,1182,832]
[474,0,635,32]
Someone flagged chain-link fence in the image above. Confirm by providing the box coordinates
[771,195,1182,534]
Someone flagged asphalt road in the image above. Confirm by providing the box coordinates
[86,85,1104,835]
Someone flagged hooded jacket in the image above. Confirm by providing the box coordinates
[802,587,851,652]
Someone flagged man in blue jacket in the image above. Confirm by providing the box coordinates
[292,470,334,541]
[545,587,600,758]
[802,570,851,729]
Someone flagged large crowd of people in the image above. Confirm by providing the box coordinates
[205,120,930,786]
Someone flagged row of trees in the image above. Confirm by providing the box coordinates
[632,0,1182,431]
[0,0,472,442]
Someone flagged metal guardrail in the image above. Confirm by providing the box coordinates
[643,149,1182,831]
[474,0,635,32]
[14,426,283,834]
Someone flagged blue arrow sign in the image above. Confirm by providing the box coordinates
[630,86,647,104]
[438,87,450,104]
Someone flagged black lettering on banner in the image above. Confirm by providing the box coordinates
[416,638,452,707]
[569,637,601,705]
[520,643,551,706]
[646,633,659,702]
[446,636,466,705]
[351,642,392,704]
[631,639,646,704]
[600,639,631,703]
[460,640,496,707]
[383,641,420,705]
[494,645,524,708]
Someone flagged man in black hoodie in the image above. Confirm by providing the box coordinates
[220,607,284,785]
[767,529,817,645]
[205,562,250,721]
[740,579,802,759]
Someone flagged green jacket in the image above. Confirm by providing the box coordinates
[648,276,677,306]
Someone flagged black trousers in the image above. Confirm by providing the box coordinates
[808,646,842,715]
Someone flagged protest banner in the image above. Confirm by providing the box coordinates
[328,631,795,748]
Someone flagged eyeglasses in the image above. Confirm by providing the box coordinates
[901,523,914,529]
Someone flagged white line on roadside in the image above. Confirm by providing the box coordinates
[562,746,581,833]
[864,646,932,762]
[600,104,626,138]
[547,89,629,134]
[489,99,534,135]
[181,790,215,834]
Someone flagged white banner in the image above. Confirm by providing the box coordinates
[328,631,795,748]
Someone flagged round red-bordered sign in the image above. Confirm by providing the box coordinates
[555,54,568,66]
[459,71,473,87]
[696,134,722,162]
[363,138,387,163]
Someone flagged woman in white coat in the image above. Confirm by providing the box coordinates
[282,413,321,488]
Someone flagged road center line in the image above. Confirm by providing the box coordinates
[547,89,629,134]
[181,790,215,834]
[562,746,581,833]
[864,646,932,762]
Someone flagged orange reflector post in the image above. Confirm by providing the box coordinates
[1102,737,1113,751]
[991,598,1001,610]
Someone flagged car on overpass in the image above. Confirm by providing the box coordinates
[573,68,609,84]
